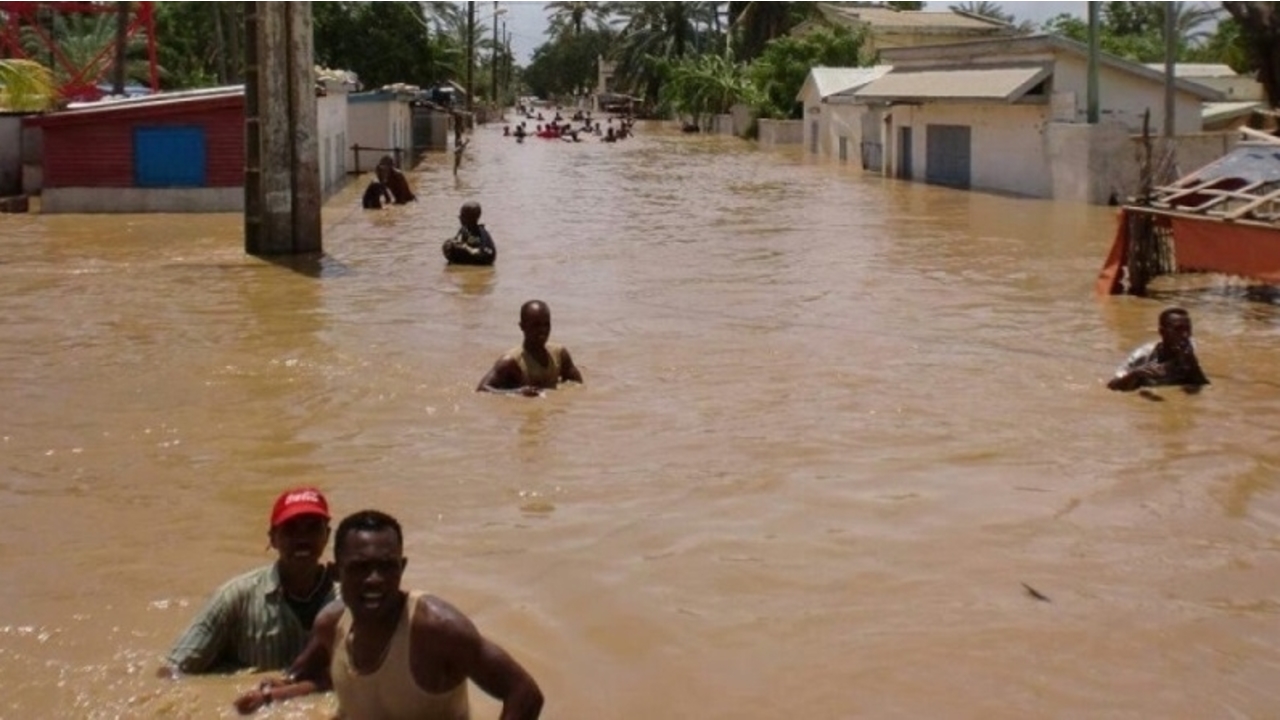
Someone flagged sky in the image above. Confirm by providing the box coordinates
[495,1,1092,65]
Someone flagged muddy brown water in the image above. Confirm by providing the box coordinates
[1,122,1278,719]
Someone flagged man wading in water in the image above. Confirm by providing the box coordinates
[1107,307,1209,392]
[477,300,583,397]
[232,510,543,719]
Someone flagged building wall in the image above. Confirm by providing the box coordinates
[757,119,803,148]
[887,102,1052,197]
[317,93,348,198]
[40,104,242,188]
[347,98,415,172]
[0,114,23,195]
[825,103,866,164]
[1053,54,1204,134]
[41,187,241,213]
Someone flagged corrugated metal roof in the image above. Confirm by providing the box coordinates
[854,65,1051,103]
[1202,101,1265,123]
[820,4,1010,31]
[1143,63,1239,79]
[799,66,894,101]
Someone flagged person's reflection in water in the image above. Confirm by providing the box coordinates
[445,264,495,297]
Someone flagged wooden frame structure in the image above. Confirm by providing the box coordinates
[1097,129,1280,295]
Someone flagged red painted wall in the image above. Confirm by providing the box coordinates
[40,101,244,188]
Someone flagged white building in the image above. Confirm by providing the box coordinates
[836,34,1220,201]
[346,87,417,173]
[797,66,892,163]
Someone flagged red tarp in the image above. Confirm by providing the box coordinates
[1096,208,1280,294]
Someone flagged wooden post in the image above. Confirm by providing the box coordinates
[244,2,321,256]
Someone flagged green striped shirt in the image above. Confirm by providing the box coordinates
[164,564,337,674]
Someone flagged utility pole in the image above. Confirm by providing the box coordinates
[1162,1,1176,138]
[243,2,321,256]
[466,1,475,115]
[491,1,499,111]
[1086,2,1099,123]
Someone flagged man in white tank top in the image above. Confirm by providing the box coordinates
[232,510,543,719]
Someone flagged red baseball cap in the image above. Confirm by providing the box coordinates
[270,487,330,528]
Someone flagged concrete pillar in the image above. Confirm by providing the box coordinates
[244,2,322,256]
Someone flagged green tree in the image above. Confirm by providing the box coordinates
[312,2,448,90]
[0,59,57,111]
[948,1,1014,24]
[20,8,155,93]
[727,2,819,62]
[748,25,865,119]
[545,1,613,40]
[523,28,614,100]
[659,53,757,127]
[610,1,720,103]
[1223,2,1280,108]
[1041,2,1222,63]
[154,2,244,88]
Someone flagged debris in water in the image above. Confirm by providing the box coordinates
[1021,582,1051,602]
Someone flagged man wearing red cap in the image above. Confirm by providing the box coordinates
[158,487,337,676]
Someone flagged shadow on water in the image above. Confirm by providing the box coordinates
[256,252,353,279]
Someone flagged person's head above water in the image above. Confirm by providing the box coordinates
[519,300,551,352]
[459,201,482,230]
[1158,307,1193,355]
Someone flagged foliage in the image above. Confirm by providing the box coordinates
[154,3,243,89]
[523,28,614,100]
[1222,2,1280,108]
[545,1,612,40]
[1040,2,1223,63]
[948,2,1014,24]
[312,2,449,90]
[0,59,56,111]
[659,53,758,126]
[609,2,720,103]
[727,2,821,62]
[748,26,865,119]
[19,7,156,92]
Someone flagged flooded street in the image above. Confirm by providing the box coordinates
[1,121,1278,719]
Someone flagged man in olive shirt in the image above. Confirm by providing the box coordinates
[158,488,336,676]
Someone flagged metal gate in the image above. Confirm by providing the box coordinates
[925,124,971,189]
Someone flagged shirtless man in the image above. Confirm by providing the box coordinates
[477,300,583,396]
[232,510,544,719]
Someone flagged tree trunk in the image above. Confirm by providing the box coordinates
[212,3,229,84]
[1223,2,1280,110]
[113,2,129,94]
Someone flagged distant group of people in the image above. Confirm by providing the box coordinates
[504,107,635,144]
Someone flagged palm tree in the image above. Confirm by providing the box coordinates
[948,1,1013,24]
[728,2,817,61]
[545,1,612,39]
[610,1,718,102]
[0,59,57,111]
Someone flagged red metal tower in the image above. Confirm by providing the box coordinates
[0,1,159,102]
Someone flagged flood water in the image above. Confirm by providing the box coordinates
[1,121,1278,719]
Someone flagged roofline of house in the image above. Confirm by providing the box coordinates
[25,90,244,127]
[878,34,1224,101]
[813,2,1015,32]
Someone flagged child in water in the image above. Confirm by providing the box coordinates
[442,201,496,266]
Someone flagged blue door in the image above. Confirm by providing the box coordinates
[925,124,972,189]
[134,126,207,187]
